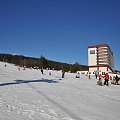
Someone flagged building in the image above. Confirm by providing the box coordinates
[88,44,114,75]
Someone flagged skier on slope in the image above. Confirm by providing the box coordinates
[41,68,43,74]
[97,74,103,86]
[62,69,65,78]
[104,73,109,86]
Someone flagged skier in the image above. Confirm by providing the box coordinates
[97,74,103,86]
[76,72,80,78]
[111,76,116,84]
[62,70,65,78]
[49,71,51,75]
[95,72,98,79]
[115,75,119,85]
[88,72,91,79]
[41,68,43,74]
[104,73,109,86]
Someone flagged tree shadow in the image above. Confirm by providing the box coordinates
[0,79,58,87]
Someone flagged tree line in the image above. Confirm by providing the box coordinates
[0,53,88,73]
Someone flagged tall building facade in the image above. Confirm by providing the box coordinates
[88,44,114,75]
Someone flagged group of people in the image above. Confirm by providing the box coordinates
[40,68,66,78]
[111,75,119,85]
[97,73,119,86]
[40,68,119,86]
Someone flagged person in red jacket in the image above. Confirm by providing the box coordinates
[104,73,109,86]
[98,74,103,80]
[97,74,103,86]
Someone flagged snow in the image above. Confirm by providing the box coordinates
[0,62,120,120]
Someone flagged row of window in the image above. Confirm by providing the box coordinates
[87,72,106,75]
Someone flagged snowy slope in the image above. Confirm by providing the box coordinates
[0,62,120,120]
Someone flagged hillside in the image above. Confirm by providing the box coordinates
[0,61,120,120]
[0,53,88,72]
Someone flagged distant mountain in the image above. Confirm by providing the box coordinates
[0,53,88,73]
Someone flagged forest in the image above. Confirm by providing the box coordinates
[0,53,88,73]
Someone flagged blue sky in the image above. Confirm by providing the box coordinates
[0,0,120,70]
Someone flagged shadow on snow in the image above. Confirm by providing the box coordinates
[0,79,58,87]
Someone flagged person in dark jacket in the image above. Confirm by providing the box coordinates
[62,70,65,78]
[115,75,119,85]
[41,68,43,74]
[95,72,98,79]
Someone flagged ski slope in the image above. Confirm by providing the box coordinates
[0,62,120,120]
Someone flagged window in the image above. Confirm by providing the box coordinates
[90,50,95,54]
[81,72,85,75]
[102,72,106,75]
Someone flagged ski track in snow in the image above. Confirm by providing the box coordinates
[4,70,120,104]
[0,63,82,120]
[28,84,83,120]
[0,62,120,120]
[0,68,83,120]
[61,83,120,103]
